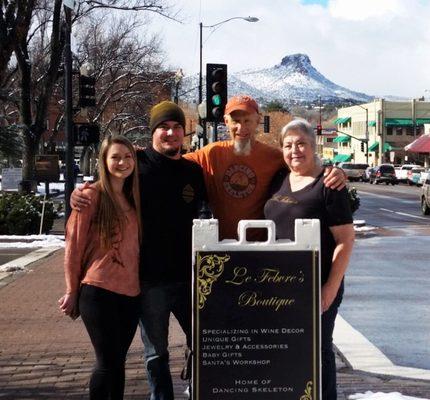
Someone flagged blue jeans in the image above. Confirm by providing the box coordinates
[139,282,191,400]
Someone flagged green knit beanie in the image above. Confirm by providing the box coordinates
[149,101,186,134]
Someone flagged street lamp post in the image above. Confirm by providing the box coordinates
[198,16,259,145]
[64,5,74,223]
[356,104,369,165]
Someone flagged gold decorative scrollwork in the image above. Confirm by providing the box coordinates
[300,381,313,400]
[197,253,230,309]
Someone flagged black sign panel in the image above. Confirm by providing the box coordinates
[193,250,320,400]
[35,155,60,182]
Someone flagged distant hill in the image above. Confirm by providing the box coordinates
[180,53,374,106]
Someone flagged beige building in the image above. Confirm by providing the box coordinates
[331,99,430,166]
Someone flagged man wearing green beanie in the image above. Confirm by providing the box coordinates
[137,101,206,400]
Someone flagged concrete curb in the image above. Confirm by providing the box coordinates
[0,247,62,288]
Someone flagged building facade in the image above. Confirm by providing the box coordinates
[332,99,430,166]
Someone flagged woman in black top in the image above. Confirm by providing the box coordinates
[264,118,355,400]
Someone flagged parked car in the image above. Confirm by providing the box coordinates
[369,164,398,185]
[338,162,369,182]
[407,167,426,186]
[363,166,374,182]
[395,164,421,183]
[421,174,430,215]
[418,168,430,186]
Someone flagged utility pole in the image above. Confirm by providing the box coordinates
[64,5,74,223]
[365,108,369,165]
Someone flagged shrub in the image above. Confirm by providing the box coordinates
[0,192,58,235]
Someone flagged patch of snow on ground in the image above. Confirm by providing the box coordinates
[354,225,378,232]
[349,391,428,400]
[0,234,64,249]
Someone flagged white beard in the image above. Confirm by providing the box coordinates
[233,138,252,156]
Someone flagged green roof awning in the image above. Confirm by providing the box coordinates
[416,118,430,125]
[385,118,413,127]
[368,142,400,152]
[333,154,352,162]
[334,117,351,124]
[333,135,351,143]
[384,118,430,126]
[368,120,376,127]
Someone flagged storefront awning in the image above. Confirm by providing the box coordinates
[333,135,351,143]
[384,118,413,127]
[368,121,376,127]
[333,154,352,162]
[415,118,430,125]
[404,134,430,153]
[333,117,351,124]
[368,142,399,152]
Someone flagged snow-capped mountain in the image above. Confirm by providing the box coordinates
[181,53,373,105]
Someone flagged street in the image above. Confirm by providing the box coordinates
[339,182,430,373]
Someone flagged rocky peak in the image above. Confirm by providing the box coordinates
[278,53,312,74]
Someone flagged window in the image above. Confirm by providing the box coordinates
[386,127,393,136]
[406,127,415,136]
[396,128,403,136]
[326,138,334,143]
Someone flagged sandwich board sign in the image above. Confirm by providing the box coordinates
[1,168,22,191]
[192,219,321,400]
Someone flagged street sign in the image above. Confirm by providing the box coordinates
[1,168,22,191]
[35,155,60,182]
[63,0,78,11]
[192,219,321,400]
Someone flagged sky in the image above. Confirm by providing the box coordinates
[148,0,430,98]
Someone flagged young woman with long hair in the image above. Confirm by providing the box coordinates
[59,135,141,400]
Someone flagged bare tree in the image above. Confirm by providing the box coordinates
[0,0,176,184]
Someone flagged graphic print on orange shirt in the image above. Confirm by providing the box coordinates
[222,164,257,199]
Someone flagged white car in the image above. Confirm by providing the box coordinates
[395,164,421,183]
[407,167,426,186]
[419,168,430,186]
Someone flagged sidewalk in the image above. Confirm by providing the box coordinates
[0,249,429,399]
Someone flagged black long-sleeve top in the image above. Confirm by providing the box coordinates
[137,147,207,283]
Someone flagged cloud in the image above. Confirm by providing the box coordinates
[150,0,430,97]
[329,0,409,21]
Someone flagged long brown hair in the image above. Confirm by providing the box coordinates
[96,135,141,249]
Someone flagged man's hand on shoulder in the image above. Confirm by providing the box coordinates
[70,181,92,211]
[323,166,347,190]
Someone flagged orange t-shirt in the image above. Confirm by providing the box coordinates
[184,140,284,240]
[64,185,140,297]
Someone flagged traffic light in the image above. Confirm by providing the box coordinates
[316,125,322,135]
[74,123,100,146]
[79,75,96,107]
[361,141,365,152]
[263,116,270,133]
[206,63,227,122]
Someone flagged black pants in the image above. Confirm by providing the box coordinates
[80,284,140,400]
[321,283,344,400]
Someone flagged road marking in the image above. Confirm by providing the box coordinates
[334,315,430,380]
[359,190,422,204]
[379,208,428,220]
